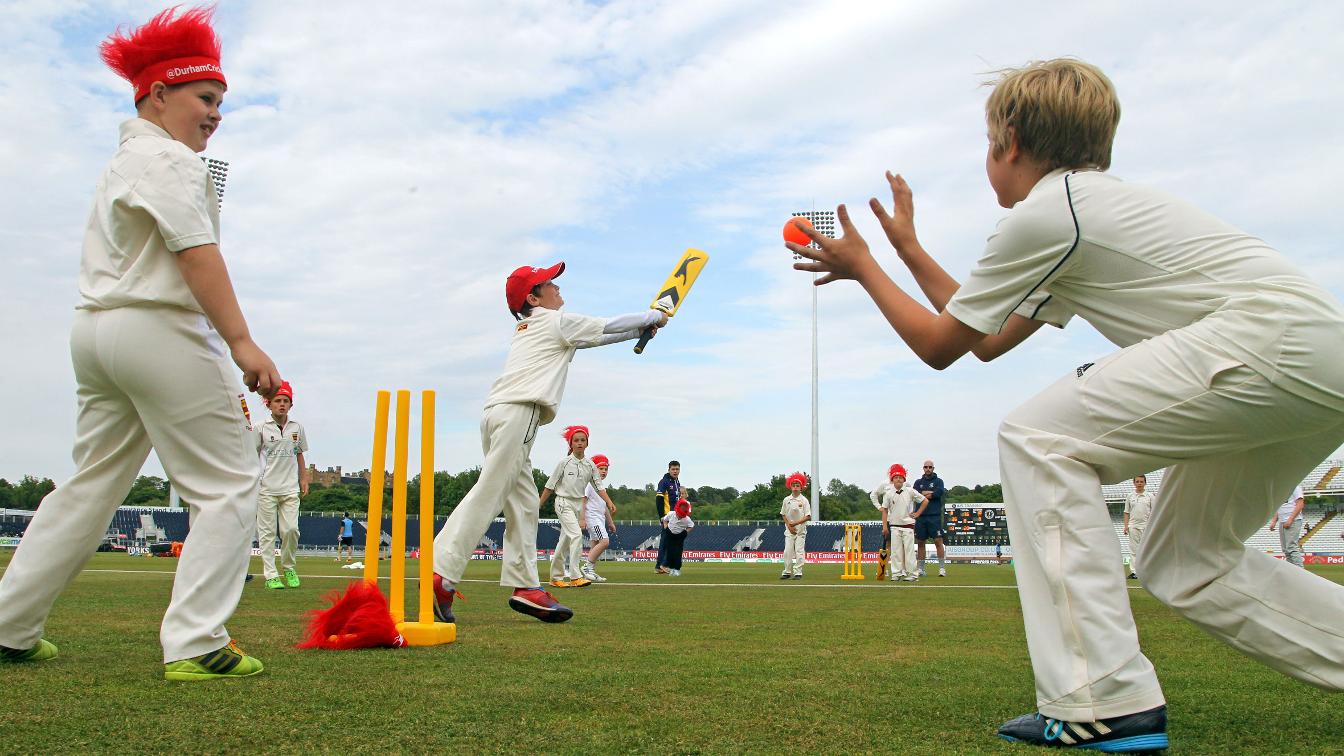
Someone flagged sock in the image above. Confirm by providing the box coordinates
[918,558,925,569]
[939,556,946,567]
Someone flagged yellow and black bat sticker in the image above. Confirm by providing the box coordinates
[635,248,709,354]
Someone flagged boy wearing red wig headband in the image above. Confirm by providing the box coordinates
[581,454,617,582]
[539,426,616,588]
[660,500,695,576]
[255,381,309,590]
[430,263,667,624]
[0,7,280,680]
[779,472,810,580]
[874,465,929,582]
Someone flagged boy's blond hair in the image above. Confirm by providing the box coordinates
[985,58,1120,171]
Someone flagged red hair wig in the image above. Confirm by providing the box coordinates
[562,425,590,447]
[99,5,226,102]
[591,454,610,468]
[888,464,908,481]
[786,472,808,490]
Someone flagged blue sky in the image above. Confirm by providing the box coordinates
[3,1,1343,494]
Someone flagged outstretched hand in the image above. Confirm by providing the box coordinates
[788,204,876,286]
[869,171,918,254]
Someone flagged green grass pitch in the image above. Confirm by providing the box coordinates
[1,552,1341,754]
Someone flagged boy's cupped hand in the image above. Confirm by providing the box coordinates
[788,203,878,286]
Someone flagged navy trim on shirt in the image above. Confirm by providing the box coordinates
[997,171,1082,333]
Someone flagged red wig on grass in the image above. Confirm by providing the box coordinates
[99,5,227,102]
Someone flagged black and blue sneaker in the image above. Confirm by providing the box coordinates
[998,705,1168,752]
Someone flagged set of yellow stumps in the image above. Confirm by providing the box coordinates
[363,389,455,646]
[842,523,865,580]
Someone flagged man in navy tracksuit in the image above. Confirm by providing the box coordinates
[912,459,947,577]
[654,461,681,573]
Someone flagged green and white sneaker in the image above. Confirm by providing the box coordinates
[284,569,300,588]
[265,578,284,589]
[164,640,264,681]
[0,638,58,662]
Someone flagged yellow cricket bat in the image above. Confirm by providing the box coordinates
[633,248,709,354]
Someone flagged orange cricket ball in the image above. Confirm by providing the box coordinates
[783,216,814,246]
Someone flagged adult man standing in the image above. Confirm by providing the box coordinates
[256,382,309,589]
[1269,485,1307,568]
[912,459,947,577]
[654,461,682,574]
[1123,475,1156,579]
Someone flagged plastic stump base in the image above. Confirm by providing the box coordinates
[396,621,457,646]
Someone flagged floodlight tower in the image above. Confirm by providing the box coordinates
[789,209,836,520]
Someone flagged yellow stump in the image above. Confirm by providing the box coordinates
[842,523,865,580]
[362,389,455,646]
[362,391,390,586]
[398,390,456,646]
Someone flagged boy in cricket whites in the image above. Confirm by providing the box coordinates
[581,453,618,582]
[789,57,1344,751]
[430,264,667,624]
[876,465,928,582]
[0,6,280,680]
[255,381,309,589]
[1122,475,1155,579]
[539,425,616,588]
[779,472,810,579]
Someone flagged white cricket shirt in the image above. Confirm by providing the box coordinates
[256,417,309,495]
[1124,490,1156,530]
[877,486,925,526]
[484,308,659,425]
[1277,485,1305,520]
[780,494,810,529]
[78,119,220,313]
[946,169,1344,407]
[545,454,606,500]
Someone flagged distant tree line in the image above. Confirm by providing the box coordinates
[2,470,1005,522]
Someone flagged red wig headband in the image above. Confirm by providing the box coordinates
[562,425,590,445]
[889,464,907,480]
[786,472,808,490]
[591,454,610,468]
[100,5,227,102]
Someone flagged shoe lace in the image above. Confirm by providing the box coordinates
[227,639,248,656]
[1042,717,1064,742]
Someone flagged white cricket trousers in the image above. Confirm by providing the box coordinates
[256,492,300,580]
[1126,524,1146,575]
[782,526,806,573]
[433,402,543,589]
[550,497,583,580]
[0,307,259,663]
[889,526,916,578]
[998,325,1344,721]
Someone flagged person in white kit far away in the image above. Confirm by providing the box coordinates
[429,262,667,626]
[255,381,309,590]
[660,500,695,576]
[779,472,811,580]
[788,57,1344,751]
[581,454,618,582]
[1123,475,1155,580]
[876,465,928,582]
[1268,485,1307,568]
[539,425,616,589]
[0,6,280,681]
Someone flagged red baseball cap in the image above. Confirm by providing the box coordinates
[506,262,565,314]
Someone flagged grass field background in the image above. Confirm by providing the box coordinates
[1,552,1341,754]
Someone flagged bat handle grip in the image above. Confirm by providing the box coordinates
[633,325,654,354]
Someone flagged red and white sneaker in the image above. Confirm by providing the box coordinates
[432,573,462,623]
[508,588,574,623]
